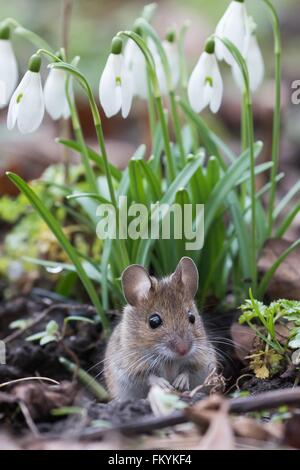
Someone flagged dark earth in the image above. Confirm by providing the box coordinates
[0,290,297,444]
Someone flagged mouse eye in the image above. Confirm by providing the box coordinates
[149,313,162,329]
[188,312,195,324]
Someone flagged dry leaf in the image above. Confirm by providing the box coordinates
[258,239,300,300]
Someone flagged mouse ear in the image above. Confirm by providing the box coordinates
[122,264,152,306]
[172,257,199,299]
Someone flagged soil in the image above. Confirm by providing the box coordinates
[0,290,298,449]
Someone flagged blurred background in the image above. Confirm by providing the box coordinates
[0,0,299,291]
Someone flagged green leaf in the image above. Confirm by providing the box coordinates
[289,334,300,349]
[227,193,252,279]
[59,357,109,401]
[276,201,300,238]
[22,257,103,284]
[40,335,58,346]
[274,180,300,219]
[57,138,121,182]
[6,172,109,333]
[46,320,59,335]
[179,99,224,164]
[26,332,45,342]
[67,192,110,205]
[14,25,53,51]
[136,156,203,265]
[205,141,263,234]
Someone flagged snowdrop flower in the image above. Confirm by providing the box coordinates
[232,18,265,92]
[44,68,70,120]
[7,54,45,134]
[148,32,180,96]
[188,39,223,114]
[0,25,18,108]
[99,37,133,118]
[124,38,148,100]
[215,0,250,66]
[0,80,5,107]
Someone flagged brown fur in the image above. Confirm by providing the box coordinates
[104,258,217,400]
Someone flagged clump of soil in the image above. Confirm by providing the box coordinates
[0,290,298,449]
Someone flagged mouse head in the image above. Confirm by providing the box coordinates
[121,257,206,361]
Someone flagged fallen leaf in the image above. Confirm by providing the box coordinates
[185,395,235,450]
[11,381,77,420]
[258,239,300,300]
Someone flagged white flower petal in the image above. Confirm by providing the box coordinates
[0,80,5,107]
[215,2,249,65]
[209,57,223,113]
[99,54,122,118]
[247,35,265,92]
[232,34,264,92]
[44,69,70,120]
[215,3,233,61]
[188,52,223,114]
[7,70,31,130]
[0,39,18,108]
[17,72,44,134]
[121,69,133,118]
[148,38,168,96]
[187,53,208,113]
[163,41,180,90]
[125,39,148,99]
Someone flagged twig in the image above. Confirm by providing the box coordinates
[0,377,60,389]
[3,303,97,344]
[81,387,300,440]
[19,401,40,437]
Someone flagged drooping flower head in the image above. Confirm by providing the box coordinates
[148,30,180,96]
[215,0,250,66]
[44,55,71,120]
[7,54,45,134]
[0,24,18,109]
[188,38,223,114]
[99,37,133,118]
[124,26,148,100]
[232,17,265,92]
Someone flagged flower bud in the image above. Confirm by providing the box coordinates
[166,29,176,43]
[111,37,123,55]
[28,54,42,73]
[0,24,10,40]
[205,38,215,54]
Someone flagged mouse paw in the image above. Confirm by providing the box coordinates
[148,375,174,392]
[173,373,189,392]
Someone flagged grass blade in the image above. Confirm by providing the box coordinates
[7,172,109,333]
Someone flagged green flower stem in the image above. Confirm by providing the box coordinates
[178,21,190,93]
[246,90,257,290]
[146,70,157,144]
[67,91,99,194]
[37,51,98,195]
[155,96,175,180]
[262,0,282,235]
[216,35,257,292]
[241,90,249,207]
[2,18,53,51]
[178,21,198,154]
[170,91,186,168]
[48,61,117,207]
[117,30,176,180]
[79,81,117,208]
[136,18,185,170]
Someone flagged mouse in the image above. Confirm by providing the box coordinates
[104,257,217,401]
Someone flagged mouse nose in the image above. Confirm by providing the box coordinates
[168,336,192,356]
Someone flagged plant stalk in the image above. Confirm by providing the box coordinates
[263,0,282,235]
